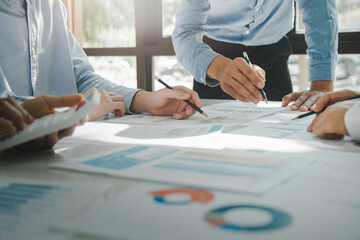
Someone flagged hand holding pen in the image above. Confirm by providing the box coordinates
[154,76,208,117]
[243,52,268,104]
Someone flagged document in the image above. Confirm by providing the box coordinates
[52,182,360,240]
[105,102,285,126]
[0,178,109,240]
[53,144,313,194]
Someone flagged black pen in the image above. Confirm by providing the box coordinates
[243,52,268,104]
[292,94,360,120]
[154,76,208,117]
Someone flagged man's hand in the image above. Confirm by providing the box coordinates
[282,80,334,111]
[0,97,34,136]
[130,86,202,120]
[207,56,266,103]
[18,94,86,150]
[85,89,125,121]
[312,89,359,113]
[307,102,352,139]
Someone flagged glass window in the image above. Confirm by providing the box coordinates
[162,0,181,37]
[82,0,136,48]
[88,56,137,89]
[288,54,360,92]
[153,56,193,90]
[338,0,360,30]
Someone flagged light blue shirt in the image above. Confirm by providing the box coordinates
[0,0,139,112]
[172,0,338,87]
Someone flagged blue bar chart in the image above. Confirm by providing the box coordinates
[0,182,69,239]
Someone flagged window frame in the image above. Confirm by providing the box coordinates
[82,0,360,91]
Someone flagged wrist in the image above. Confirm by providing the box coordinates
[207,56,231,80]
[310,80,334,92]
[130,90,151,113]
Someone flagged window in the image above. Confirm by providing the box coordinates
[82,0,135,48]
[290,0,360,92]
[162,0,181,37]
[69,0,360,92]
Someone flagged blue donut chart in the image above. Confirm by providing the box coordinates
[205,204,291,231]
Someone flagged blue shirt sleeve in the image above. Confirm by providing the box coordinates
[59,4,140,113]
[297,0,338,81]
[172,0,221,87]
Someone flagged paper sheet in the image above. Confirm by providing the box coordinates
[53,144,313,194]
[0,178,109,240]
[52,182,360,240]
[105,101,285,126]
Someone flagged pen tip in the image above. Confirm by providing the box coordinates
[202,112,208,117]
[264,98,268,104]
[153,75,159,80]
[292,117,298,120]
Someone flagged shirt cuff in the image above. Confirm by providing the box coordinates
[309,62,336,81]
[344,101,360,141]
[124,89,143,114]
[194,51,221,87]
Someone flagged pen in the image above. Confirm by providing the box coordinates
[292,94,360,120]
[154,76,208,117]
[243,52,268,104]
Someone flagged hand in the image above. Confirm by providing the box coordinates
[207,56,266,103]
[312,89,359,113]
[0,97,34,137]
[85,89,125,121]
[18,94,86,150]
[307,101,353,139]
[130,86,202,120]
[282,80,334,111]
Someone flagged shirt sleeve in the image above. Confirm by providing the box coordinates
[345,101,360,142]
[172,0,221,87]
[65,28,140,113]
[297,0,338,81]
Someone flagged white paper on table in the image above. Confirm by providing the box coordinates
[0,178,109,240]
[51,182,360,240]
[53,144,313,194]
[105,101,286,126]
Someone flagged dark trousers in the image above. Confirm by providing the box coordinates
[193,36,293,101]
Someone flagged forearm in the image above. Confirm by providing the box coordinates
[310,80,334,92]
[173,0,220,86]
[207,56,231,80]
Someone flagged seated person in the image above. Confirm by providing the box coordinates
[0,0,201,122]
[0,93,86,150]
[307,90,360,141]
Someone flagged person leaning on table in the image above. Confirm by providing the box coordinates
[307,90,360,141]
[172,0,338,111]
[0,0,202,124]
[0,92,87,150]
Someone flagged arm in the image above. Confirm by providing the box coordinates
[65,28,139,113]
[172,0,219,86]
[172,0,266,103]
[282,0,338,110]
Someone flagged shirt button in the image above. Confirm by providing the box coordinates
[245,30,250,34]
[255,7,260,11]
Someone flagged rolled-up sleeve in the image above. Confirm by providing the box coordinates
[297,0,338,82]
[172,0,221,87]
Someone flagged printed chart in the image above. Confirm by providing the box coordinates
[0,179,108,240]
[54,144,313,194]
